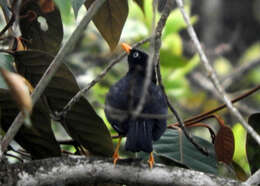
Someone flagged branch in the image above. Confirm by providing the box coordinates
[0,156,246,186]
[222,58,260,89]
[60,38,150,116]
[175,0,260,146]
[246,169,260,186]
[0,0,107,158]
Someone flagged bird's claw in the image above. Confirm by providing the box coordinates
[147,152,154,169]
[113,152,119,167]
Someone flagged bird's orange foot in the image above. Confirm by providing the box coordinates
[147,152,154,169]
[113,151,120,166]
[112,136,122,167]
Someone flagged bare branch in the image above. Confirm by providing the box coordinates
[175,0,260,146]
[0,0,107,158]
[1,156,246,186]
[222,58,260,89]
[246,169,260,186]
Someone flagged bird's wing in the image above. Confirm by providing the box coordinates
[105,77,130,134]
[142,85,168,141]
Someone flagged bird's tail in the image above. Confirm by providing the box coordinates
[125,120,153,153]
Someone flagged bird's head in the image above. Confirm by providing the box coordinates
[121,43,148,73]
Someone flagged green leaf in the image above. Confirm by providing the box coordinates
[133,0,144,12]
[14,51,114,156]
[85,0,129,50]
[155,129,217,174]
[139,129,217,174]
[54,0,74,24]
[232,123,251,176]
[0,52,15,89]
[163,6,198,37]
[247,113,260,173]
[0,91,61,159]
[71,0,86,18]
[19,1,63,55]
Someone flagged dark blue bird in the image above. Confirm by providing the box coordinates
[105,43,168,168]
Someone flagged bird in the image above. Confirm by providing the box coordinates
[105,43,168,168]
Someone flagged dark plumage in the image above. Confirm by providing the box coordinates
[105,44,167,166]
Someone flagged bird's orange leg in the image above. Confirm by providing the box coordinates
[113,136,122,166]
[148,152,154,169]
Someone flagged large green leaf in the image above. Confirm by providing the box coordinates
[232,123,251,177]
[19,0,63,55]
[14,50,114,156]
[85,0,128,50]
[149,129,217,174]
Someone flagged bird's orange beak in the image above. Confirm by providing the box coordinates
[121,43,132,54]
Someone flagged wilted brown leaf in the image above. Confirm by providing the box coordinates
[0,68,32,113]
[38,0,55,13]
[214,125,234,164]
[85,0,128,50]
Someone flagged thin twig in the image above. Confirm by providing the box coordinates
[132,1,158,118]
[156,61,208,155]
[0,13,15,37]
[59,38,150,116]
[175,0,260,146]
[147,0,208,155]
[222,58,260,89]
[0,0,107,158]
[189,71,258,114]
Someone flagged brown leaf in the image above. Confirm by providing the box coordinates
[85,0,128,50]
[214,125,234,164]
[38,0,55,13]
[13,37,28,51]
[19,0,63,55]
[0,68,32,113]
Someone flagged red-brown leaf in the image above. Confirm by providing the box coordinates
[215,125,234,164]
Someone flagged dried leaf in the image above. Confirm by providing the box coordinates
[85,0,128,50]
[13,37,28,51]
[0,68,32,113]
[38,0,55,13]
[214,125,234,164]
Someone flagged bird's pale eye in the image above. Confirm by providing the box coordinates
[133,52,139,58]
